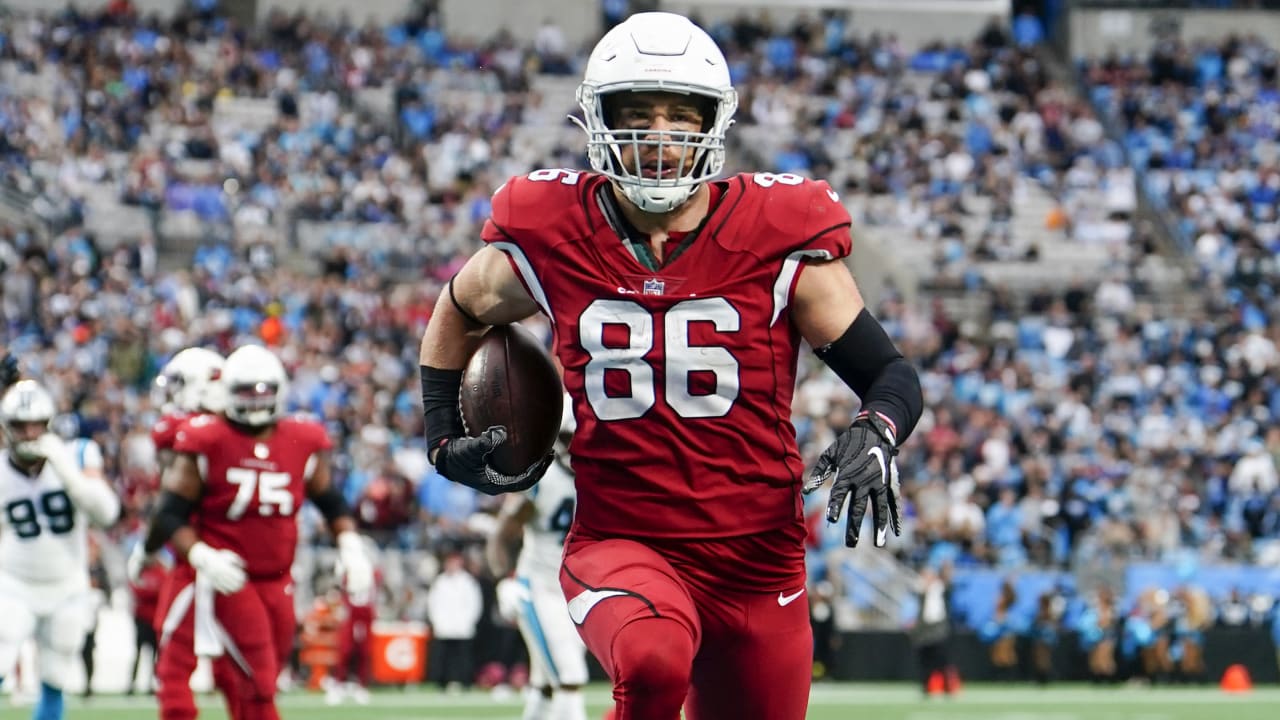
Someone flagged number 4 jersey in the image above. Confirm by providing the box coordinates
[173,414,332,579]
[482,170,852,539]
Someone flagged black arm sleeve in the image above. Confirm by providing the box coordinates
[144,490,196,554]
[814,308,924,443]
[421,365,465,449]
[311,485,352,524]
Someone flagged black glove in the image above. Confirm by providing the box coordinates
[803,412,901,548]
[0,353,17,391]
[434,425,553,496]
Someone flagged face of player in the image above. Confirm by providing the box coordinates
[609,91,708,180]
[7,419,47,470]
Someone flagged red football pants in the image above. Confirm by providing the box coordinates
[335,604,374,686]
[561,535,812,720]
[154,566,242,720]
[155,565,295,720]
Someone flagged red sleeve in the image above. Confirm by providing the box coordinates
[150,413,191,451]
[796,179,853,260]
[735,174,853,261]
[171,416,215,455]
[479,170,597,319]
[481,169,590,244]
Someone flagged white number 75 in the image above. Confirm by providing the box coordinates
[225,468,295,519]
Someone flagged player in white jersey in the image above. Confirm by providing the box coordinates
[487,400,587,720]
[0,380,120,720]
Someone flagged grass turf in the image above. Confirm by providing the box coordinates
[2,682,1278,719]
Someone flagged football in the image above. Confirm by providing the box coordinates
[459,323,564,475]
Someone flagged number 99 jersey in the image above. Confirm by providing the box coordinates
[482,170,852,540]
[0,449,90,587]
[173,414,332,579]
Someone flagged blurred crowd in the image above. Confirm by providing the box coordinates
[0,1,1279,658]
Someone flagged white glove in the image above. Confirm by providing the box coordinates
[33,433,121,527]
[337,531,374,599]
[33,433,71,468]
[495,577,529,624]
[188,541,247,595]
[127,543,152,585]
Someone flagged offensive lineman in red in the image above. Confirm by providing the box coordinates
[135,345,373,720]
[419,12,923,719]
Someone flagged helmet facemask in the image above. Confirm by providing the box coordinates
[575,84,737,214]
[220,345,288,429]
[226,381,282,428]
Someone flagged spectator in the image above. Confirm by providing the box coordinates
[910,564,956,696]
[425,549,483,693]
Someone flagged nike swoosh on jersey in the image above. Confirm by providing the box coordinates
[566,588,629,625]
[777,588,806,606]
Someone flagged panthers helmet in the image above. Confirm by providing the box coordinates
[575,12,737,214]
[154,347,225,414]
[221,345,288,428]
[1,379,56,462]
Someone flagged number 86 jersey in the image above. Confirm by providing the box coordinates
[173,414,333,580]
[482,170,853,539]
[0,450,90,586]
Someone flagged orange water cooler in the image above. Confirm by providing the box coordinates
[370,621,430,685]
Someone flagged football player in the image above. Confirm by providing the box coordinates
[0,380,121,720]
[325,545,378,706]
[135,345,373,720]
[130,347,242,719]
[419,12,923,719]
[487,399,587,720]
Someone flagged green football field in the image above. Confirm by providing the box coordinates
[2,683,1279,720]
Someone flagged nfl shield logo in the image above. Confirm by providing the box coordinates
[642,278,665,295]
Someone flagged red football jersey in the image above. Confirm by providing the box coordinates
[173,414,332,579]
[151,412,194,452]
[482,170,852,539]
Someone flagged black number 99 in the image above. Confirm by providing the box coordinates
[4,490,76,538]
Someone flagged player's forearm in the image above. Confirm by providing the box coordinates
[43,455,120,527]
[815,309,923,443]
[327,514,357,537]
[168,526,199,560]
[66,477,121,528]
[143,489,197,554]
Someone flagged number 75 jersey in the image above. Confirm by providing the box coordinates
[482,170,853,539]
[0,450,91,585]
[173,414,333,579]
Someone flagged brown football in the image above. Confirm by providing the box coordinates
[459,323,563,475]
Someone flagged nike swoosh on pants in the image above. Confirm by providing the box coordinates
[777,588,806,606]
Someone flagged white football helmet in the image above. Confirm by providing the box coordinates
[575,12,738,213]
[154,347,225,414]
[1,379,56,462]
[221,345,288,427]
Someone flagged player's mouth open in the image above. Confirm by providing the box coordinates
[641,163,679,179]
